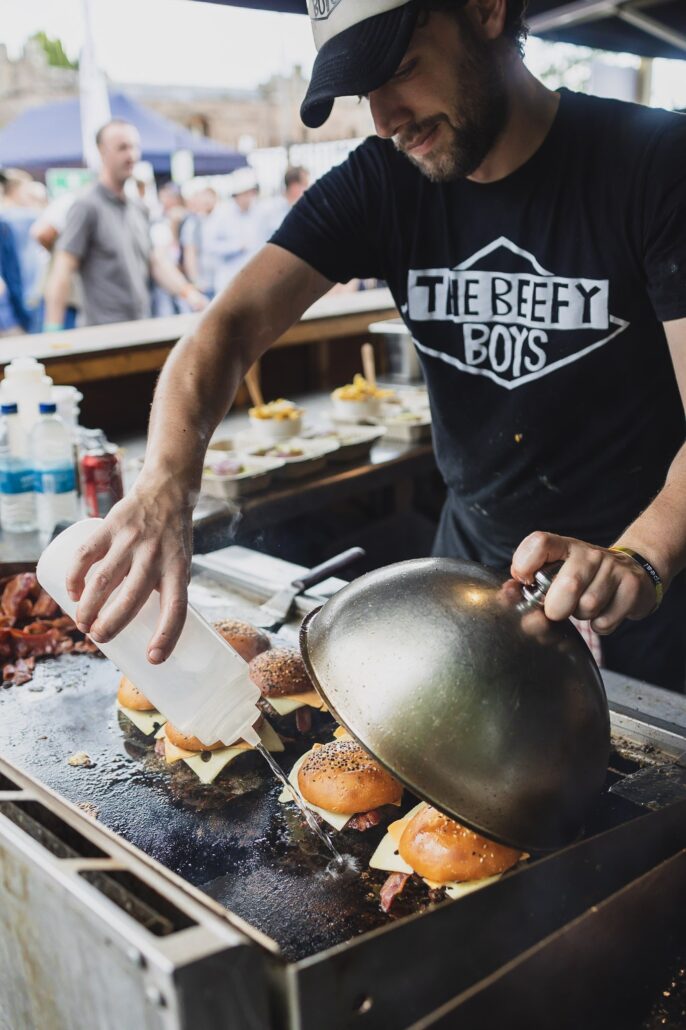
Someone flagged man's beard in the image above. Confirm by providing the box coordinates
[394,29,509,182]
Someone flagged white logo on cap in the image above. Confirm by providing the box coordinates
[308,0,343,19]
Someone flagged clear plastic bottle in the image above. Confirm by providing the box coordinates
[0,357,53,437]
[30,402,79,537]
[0,403,36,533]
[36,518,262,747]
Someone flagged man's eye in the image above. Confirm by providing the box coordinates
[392,58,417,81]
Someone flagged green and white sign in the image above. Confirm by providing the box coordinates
[46,168,96,200]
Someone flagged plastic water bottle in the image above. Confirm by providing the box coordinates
[31,402,79,537]
[36,518,262,748]
[0,357,53,437]
[0,403,36,532]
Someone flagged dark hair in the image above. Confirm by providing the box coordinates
[284,165,308,190]
[95,118,136,147]
[418,0,529,56]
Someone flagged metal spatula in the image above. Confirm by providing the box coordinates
[255,547,365,632]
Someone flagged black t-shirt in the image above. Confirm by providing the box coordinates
[271,89,686,565]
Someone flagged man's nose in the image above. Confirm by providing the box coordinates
[369,86,412,140]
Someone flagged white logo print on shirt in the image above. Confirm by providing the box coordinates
[405,237,629,391]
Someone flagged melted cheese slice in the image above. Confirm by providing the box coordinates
[267,690,328,716]
[277,744,401,832]
[333,726,352,740]
[157,719,284,785]
[369,801,506,897]
[117,701,167,737]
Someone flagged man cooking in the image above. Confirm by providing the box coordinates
[66,0,686,691]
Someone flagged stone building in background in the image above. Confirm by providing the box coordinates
[0,42,374,151]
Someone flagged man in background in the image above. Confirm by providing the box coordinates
[260,165,311,238]
[0,169,47,332]
[44,119,206,328]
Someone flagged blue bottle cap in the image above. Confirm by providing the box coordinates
[0,403,18,415]
[39,402,57,414]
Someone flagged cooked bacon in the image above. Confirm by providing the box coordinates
[345,808,383,832]
[2,656,36,686]
[11,627,62,658]
[31,589,60,619]
[2,572,39,619]
[295,706,312,734]
[0,628,14,659]
[51,615,77,632]
[0,573,102,686]
[72,638,101,654]
[380,872,411,913]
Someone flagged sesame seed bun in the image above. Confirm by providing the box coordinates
[117,676,155,712]
[249,647,313,698]
[214,619,271,663]
[298,739,403,815]
[398,805,522,884]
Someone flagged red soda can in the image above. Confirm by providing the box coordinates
[80,430,124,517]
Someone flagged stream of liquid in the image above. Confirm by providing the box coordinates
[256,742,345,867]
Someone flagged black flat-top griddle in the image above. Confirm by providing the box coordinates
[0,651,440,960]
[1,649,686,1030]
[0,644,666,963]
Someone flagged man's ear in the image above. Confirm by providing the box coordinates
[466,0,508,41]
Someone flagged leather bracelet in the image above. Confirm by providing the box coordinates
[609,546,664,610]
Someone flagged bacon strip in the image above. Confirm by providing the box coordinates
[2,573,38,620]
[0,573,102,686]
[31,589,60,619]
[2,656,36,686]
[380,872,411,913]
[295,706,312,734]
[345,808,383,832]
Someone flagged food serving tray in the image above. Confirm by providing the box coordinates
[302,424,387,463]
[370,412,433,442]
[242,438,339,480]
[202,450,285,500]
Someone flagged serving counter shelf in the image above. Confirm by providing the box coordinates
[0,548,685,1029]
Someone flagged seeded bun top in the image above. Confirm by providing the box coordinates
[298,739,403,815]
[398,805,523,884]
[214,619,271,663]
[249,647,313,698]
[117,676,155,712]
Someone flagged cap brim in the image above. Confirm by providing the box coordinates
[301,1,420,129]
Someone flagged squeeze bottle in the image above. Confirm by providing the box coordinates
[36,518,262,747]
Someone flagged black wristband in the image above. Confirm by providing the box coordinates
[609,546,663,610]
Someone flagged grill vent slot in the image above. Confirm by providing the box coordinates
[0,800,107,859]
[0,772,21,791]
[79,870,197,936]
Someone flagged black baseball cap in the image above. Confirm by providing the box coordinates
[301,0,420,129]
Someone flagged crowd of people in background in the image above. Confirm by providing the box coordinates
[0,116,315,335]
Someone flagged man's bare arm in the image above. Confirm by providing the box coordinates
[67,244,333,660]
[31,220,59,252]
[181,242,199,286]
[44,251,79,328]
[511,316,686,631]
[149,248,207,312]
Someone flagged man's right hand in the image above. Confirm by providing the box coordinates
[66,476,194,664]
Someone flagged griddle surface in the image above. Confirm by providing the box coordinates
[0,654,414,960]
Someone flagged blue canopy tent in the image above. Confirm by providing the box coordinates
[0,90,247,178]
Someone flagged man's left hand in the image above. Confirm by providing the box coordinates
[510,532,658,634]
